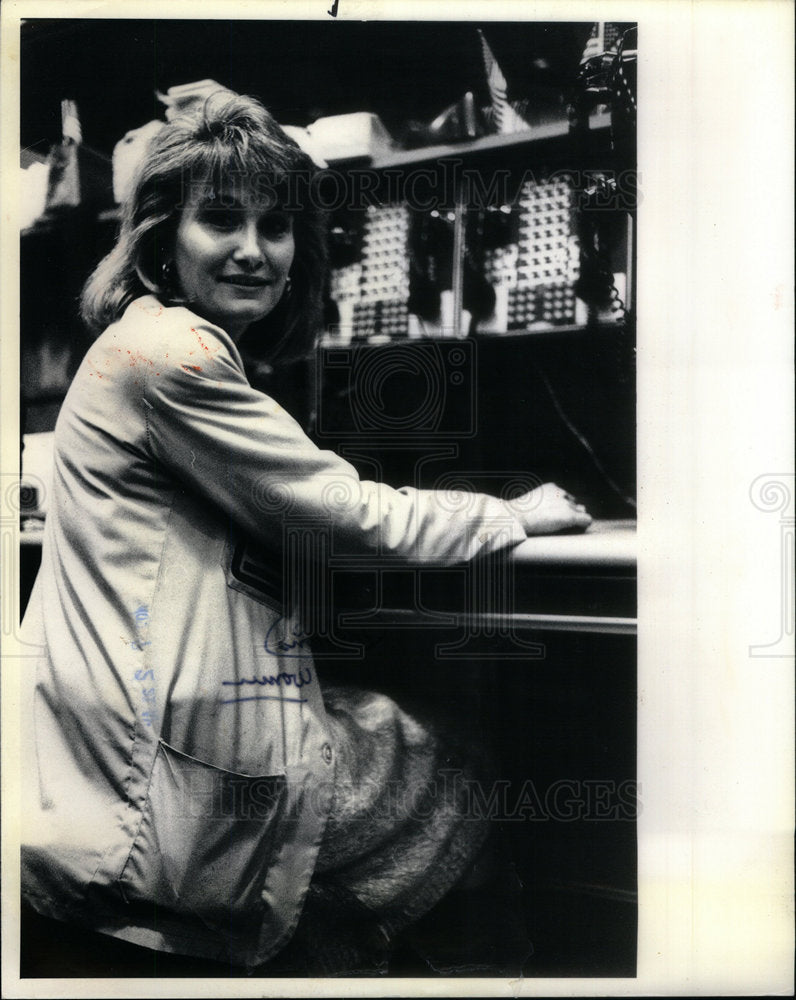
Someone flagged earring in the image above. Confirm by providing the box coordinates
[161,260,176,291]
[284,275,293,297]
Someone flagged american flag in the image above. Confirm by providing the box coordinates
[580,22,605,64]
[584,21,624,59]
[478,29,528,135]
[61,99,82,145]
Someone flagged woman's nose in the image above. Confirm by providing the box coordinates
[232,221,265,267]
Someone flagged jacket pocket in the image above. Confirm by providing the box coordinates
[226,534,286,612]
[119,740,287,928]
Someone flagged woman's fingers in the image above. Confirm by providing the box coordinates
[545,483,588,513]
[508,483,593,534]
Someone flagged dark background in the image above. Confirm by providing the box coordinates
[21,19,593,157]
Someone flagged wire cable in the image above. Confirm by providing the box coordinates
[536,364,637,511]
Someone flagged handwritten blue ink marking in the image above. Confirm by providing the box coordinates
[222,666,313,688]
[221,666,313,706]
[221,695,308,705]
[264,618,312,658]
[132,606,157,725]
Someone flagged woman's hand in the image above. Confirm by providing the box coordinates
[503,482,592,536]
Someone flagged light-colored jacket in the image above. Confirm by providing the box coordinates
[21,295,527,966]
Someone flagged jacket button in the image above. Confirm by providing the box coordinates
[322,743,333,764]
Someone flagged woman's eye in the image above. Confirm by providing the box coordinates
[195,207,291,238]
[260,214,292,239]
[202,209,239,231]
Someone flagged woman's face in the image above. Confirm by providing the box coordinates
[172,186,295,340]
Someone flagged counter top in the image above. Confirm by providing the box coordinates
[508,519,636,570]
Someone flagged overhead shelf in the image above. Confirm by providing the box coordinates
[335,113,612,170]
[318,321,631,349]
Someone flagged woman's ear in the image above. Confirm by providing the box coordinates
[156,220,186,301]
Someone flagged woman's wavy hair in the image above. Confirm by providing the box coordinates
[80,90,327,360]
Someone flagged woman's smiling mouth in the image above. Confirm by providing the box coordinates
[218,275,270,287]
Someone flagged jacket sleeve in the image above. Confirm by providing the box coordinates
[141,318,527,566]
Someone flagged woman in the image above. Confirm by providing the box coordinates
[21,91,591,976]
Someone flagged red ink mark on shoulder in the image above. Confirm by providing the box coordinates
[136,300,163,317]
[181,364,202,373]
[190,326,215,354]
[127,351,154,369]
